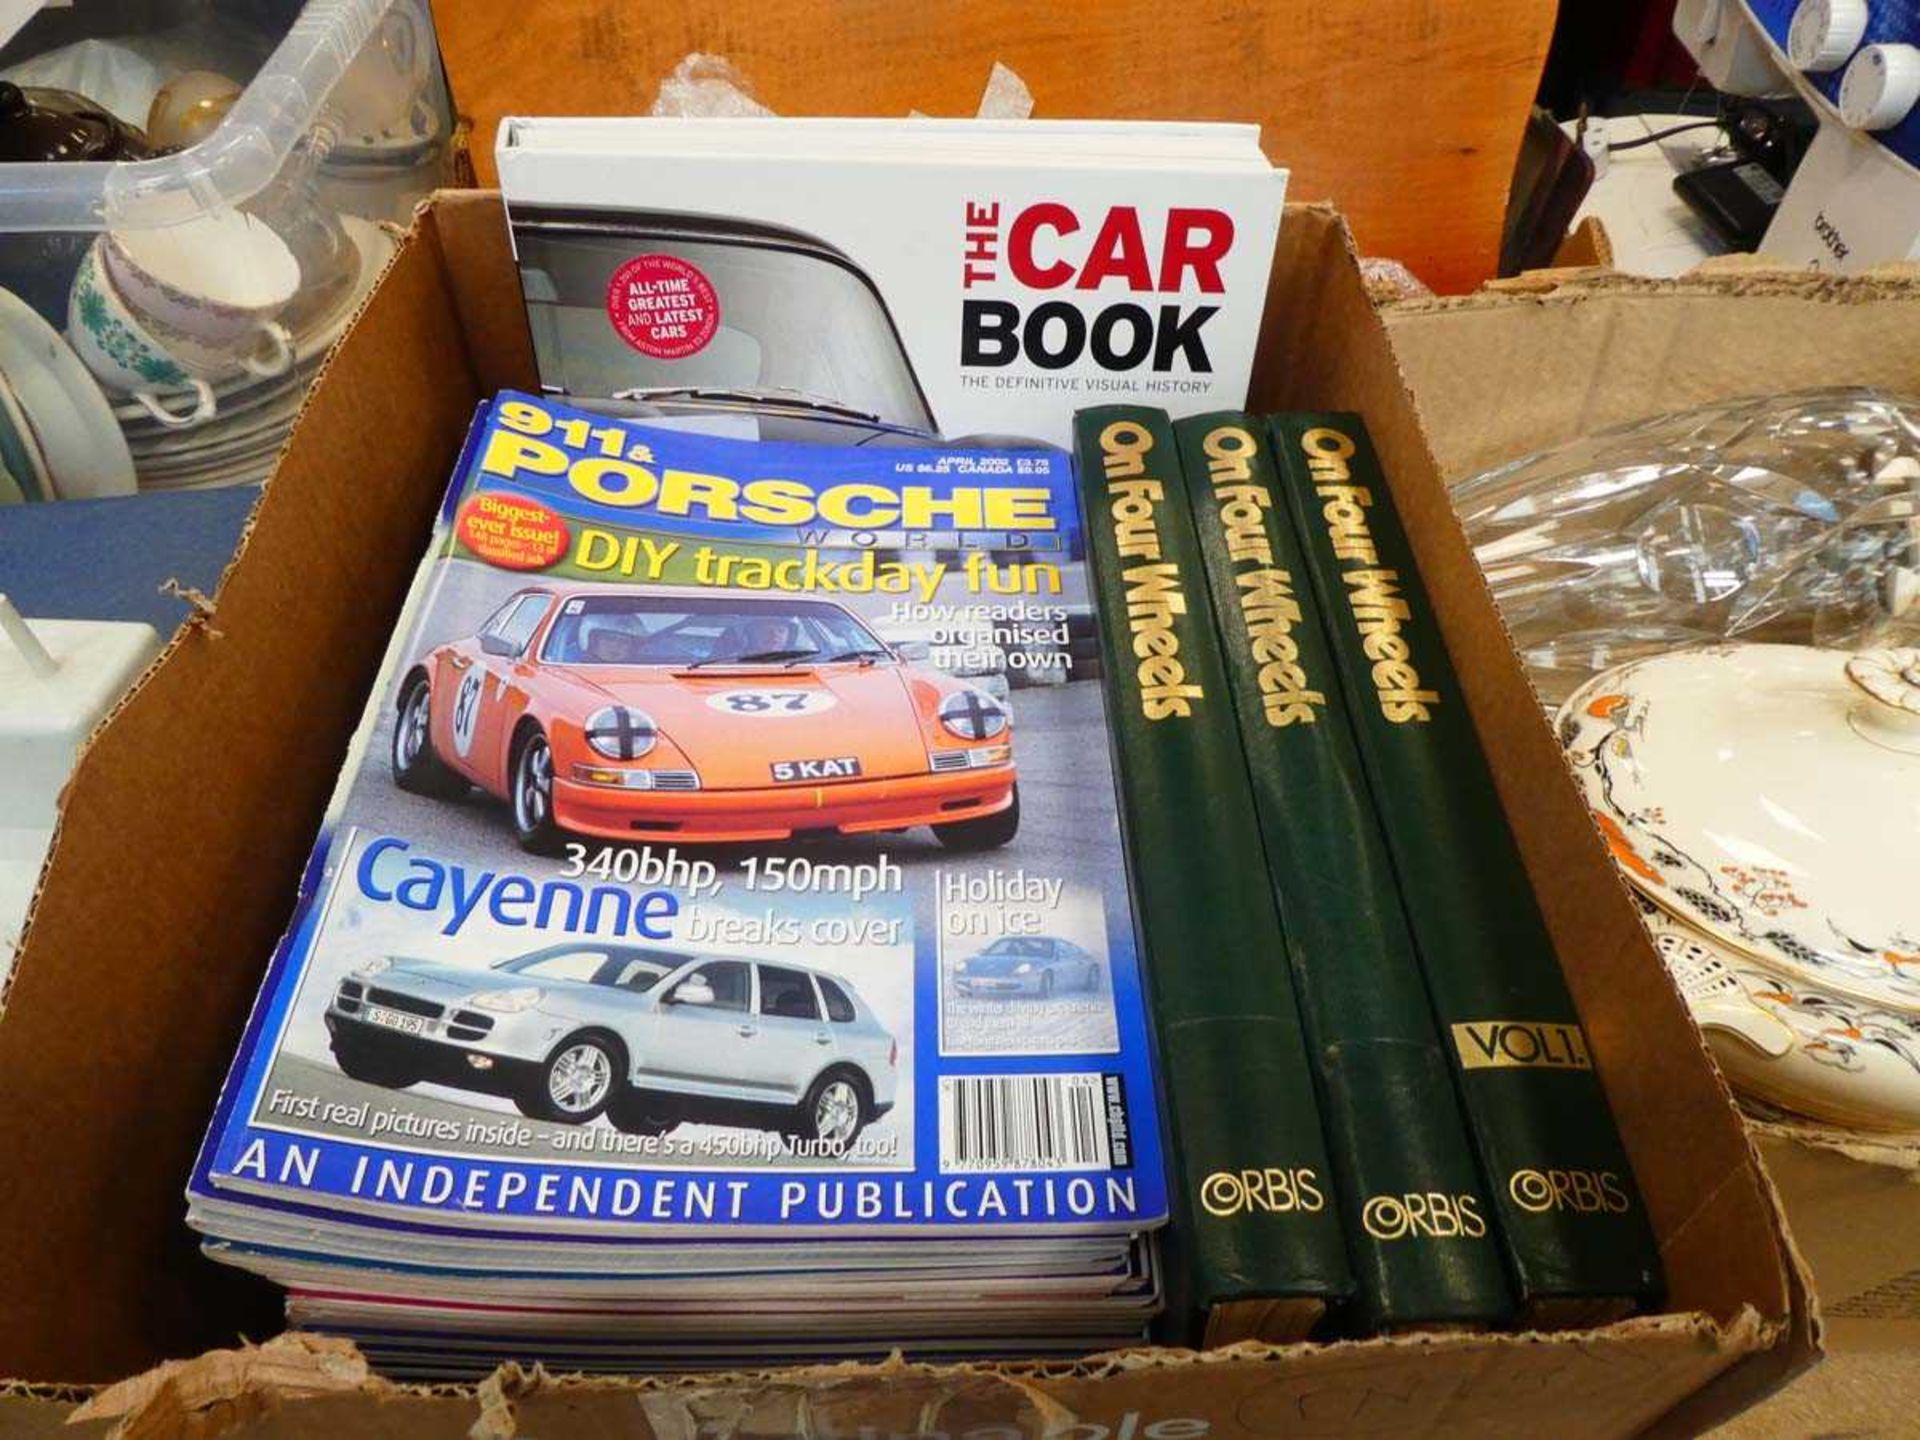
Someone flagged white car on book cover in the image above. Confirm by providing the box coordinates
[953,935,1103,998]
[325,942,898,1150]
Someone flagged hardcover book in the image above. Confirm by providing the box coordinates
[1175,412,1512,1332]
[495,117,1286,448]
[1267,412,1664,1323]
[185,391,1169,1368]
[1074,403,1352,1346]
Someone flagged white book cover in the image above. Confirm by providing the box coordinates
[496,118,1287,447]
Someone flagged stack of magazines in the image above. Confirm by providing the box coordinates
[186,394,1170,1375]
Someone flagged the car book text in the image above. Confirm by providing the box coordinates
[960,202,1232,380]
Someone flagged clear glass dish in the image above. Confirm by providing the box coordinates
[1455,386,1920,707]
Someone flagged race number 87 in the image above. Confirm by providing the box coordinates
[716,690,823,714]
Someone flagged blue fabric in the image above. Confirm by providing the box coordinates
[0,487,260,633]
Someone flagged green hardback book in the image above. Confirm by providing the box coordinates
[1266,412,1664,1324]
[1073,405,1353,1346]
[1175,412,1513,1333]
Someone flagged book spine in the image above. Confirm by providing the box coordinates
[1175,412,1513,1332]
[1074,405,1352,1345]
[1267,412,1663,1319]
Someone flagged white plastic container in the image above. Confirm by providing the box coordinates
[0,0,450,227]
[0,0,452,323]
[0,595,160,991]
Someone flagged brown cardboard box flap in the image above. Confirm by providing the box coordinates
[1752,1131,1920,1352]
[1383,268,1920,481]
[0,196,1812,1434]
[61,1314,1782,1440]
[70,1333,380,1431]
[1749,1115,1920,1173]
[0,210,481,1384]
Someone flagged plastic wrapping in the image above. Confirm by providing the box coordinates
[1456,387,1920,707]
[647,53,772,119]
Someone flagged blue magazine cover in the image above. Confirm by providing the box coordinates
[190,392,1167,1241]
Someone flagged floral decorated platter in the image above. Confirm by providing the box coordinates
[1560,642,1920,1128]
[1560,643,1920,1009]
[1636,895,1920,1131]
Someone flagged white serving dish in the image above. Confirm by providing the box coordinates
[1560,642,1920,1128]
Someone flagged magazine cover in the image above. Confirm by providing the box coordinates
[191,392,1168,1241]
[495,118,1285,448]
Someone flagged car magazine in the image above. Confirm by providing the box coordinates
[186,391,1167,1363]
[495,117,1286,448]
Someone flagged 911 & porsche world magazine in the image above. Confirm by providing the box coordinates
[186,392,1169,1361]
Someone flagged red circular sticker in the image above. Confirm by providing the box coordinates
[606,253,720,359]
[457,493,570,571]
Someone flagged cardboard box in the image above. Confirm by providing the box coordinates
[1383,263,1920,1383]
[1751,1128,1920,1350]
[0,195,1813,1435]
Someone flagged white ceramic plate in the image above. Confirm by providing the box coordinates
[134,418,288,464]
[121,369,312,447]
[136,438,285,479]
[128,393,306,459]
[0,369,52,502]
[0,288,136,500]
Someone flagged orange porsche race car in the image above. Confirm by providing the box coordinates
[391,586,1018,854]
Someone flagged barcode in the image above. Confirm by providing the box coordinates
[939,1073,1112,1172]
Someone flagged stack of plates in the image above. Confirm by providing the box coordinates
[0,288,136,503]
[122,216,396,492]
[1558,642,1920,1132]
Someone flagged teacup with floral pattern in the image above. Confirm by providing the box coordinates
[67,240,216,429]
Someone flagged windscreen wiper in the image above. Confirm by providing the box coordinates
[609,386,883,424]
[684,647,820,669]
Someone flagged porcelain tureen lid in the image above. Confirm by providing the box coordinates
[1559,643,1920,1012]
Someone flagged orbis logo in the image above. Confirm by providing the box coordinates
[1199,1166,1325,1217]
[1361,1191,1489,1241]
[1509,1168,1633,1216]
[959,201,1233,373]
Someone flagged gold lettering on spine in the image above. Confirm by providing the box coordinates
[1296,425,1438,723]
[1098,421,1203,719]
[1199,1167,1326,1217]
[1361,1191,1490,1241]
[1200,425,1325,728]
[1508,1167,1633,1216]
